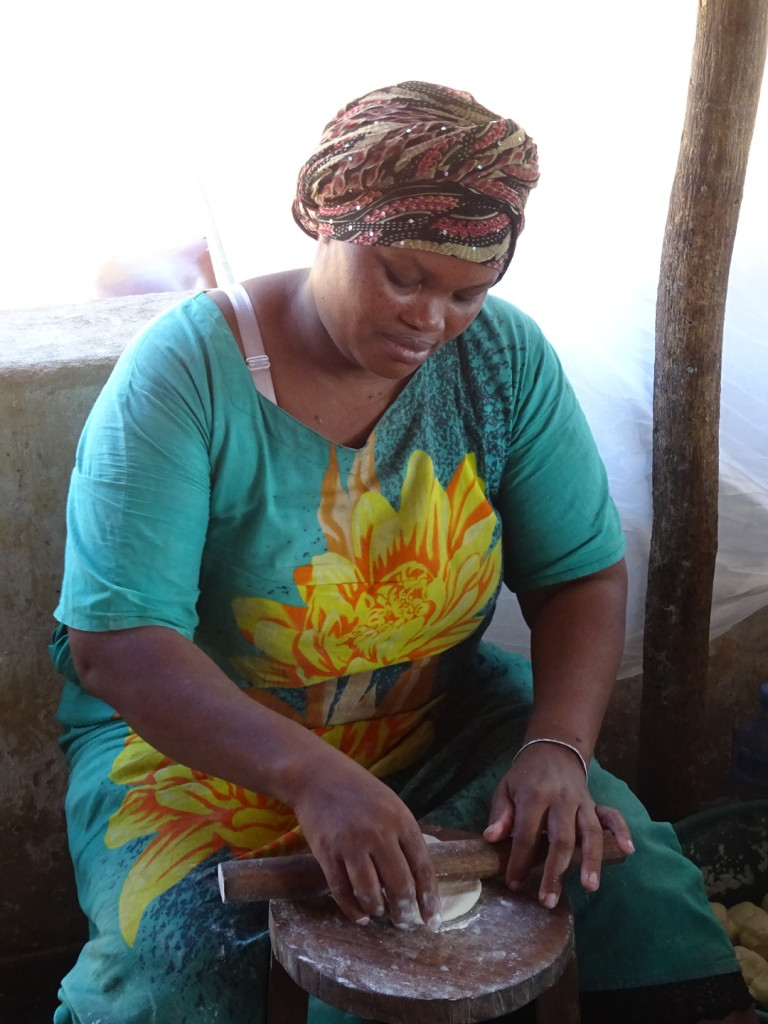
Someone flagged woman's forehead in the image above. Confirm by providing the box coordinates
[356,241,500,289]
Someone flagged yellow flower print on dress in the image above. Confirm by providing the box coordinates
[105,733,298,946]
[233,445,501,687]
[103,440,501,947]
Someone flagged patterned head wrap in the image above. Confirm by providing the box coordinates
[293,81,539,277]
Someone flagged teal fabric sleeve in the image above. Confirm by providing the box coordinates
[55,302,217,637]
[490,307,626,591]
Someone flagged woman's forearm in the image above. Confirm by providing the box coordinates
[67,624,353,806]
[517,558,628,762]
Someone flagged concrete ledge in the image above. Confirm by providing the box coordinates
[0,292,190,958]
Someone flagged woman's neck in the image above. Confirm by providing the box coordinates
[241,270,408,447]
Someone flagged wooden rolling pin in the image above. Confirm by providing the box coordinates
[218,831,625,903]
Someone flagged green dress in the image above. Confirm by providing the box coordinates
[50,292,739,1023]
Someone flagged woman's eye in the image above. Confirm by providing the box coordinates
[385,268,413,288]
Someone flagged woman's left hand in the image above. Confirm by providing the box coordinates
[482,740,634,908]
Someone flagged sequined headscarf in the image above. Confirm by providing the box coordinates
[293,81,539,277]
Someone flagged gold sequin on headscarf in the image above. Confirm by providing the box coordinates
[293,81,539,277]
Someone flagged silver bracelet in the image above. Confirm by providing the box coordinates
[512,738,589,780]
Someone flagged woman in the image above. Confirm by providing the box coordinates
[51,81,755,1023]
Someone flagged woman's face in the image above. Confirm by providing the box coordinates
[309,239,498,381]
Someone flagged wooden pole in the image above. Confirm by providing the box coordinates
[638,0,768,822]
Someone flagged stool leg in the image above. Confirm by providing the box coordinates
[267,951,309,1024]
[534,952,580,1024]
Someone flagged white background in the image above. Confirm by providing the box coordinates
[2,1,766,674]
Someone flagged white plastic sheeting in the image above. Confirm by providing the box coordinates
[486,101,768,678]
[3,3,766,677]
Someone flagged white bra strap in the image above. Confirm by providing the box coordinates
[222,283,277,405]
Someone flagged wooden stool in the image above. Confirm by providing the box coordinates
[267,876,579,1024]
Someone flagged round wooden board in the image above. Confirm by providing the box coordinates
[269,878,574,1024]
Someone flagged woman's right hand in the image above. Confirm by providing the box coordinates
[291,756,443,931]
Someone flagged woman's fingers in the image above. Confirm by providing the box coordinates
[298,774,442,929]
[530,804,633,907]
[372,836,426,929]
[318,837,424,927]
[536,813,578,908]
[323,851,384,924]
[574,804,635,893]
[502,805,548,891]
[334,831,441,930]
[483,785,516,843]
[486,748,636,909]
[574,814,605,893]
[595,803,636,854]
[405,836,444,931]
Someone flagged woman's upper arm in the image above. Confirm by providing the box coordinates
[66,623,203,710]
[516,558,628,629]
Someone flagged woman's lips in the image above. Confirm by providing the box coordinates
[380,332,434,362]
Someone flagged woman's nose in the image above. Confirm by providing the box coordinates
[401,294,445,334]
